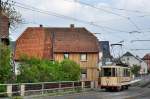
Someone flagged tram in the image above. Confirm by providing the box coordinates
[100,65,132,91]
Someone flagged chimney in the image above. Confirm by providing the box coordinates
[70,24,74,29]
[39,24,43,27]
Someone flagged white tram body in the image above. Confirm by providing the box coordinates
[100,65,132,90]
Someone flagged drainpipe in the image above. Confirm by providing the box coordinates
[51,32,55,61]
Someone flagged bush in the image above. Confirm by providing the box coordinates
[17,57,81,83]
[0,43,13,83]
[59,59,81,81]
[0,85,7,97]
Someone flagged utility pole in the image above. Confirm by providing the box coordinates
[0,0,2,13]
[0,0,2,43]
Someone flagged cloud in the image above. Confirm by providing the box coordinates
[113,0,150,12]
[9,0,150,57]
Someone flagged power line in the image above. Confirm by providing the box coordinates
[94,4,150,15]
[131,40,150,43]
[131,49,150,51]
[69,0,150,15]
[9,0,130,33]
[70,0,128,18]
[68,0,141,31]
[12,0,131,45]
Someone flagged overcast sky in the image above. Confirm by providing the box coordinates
[6,0,150,57]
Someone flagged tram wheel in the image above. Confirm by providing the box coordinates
[116,86,122,91]
[124,85,128,90]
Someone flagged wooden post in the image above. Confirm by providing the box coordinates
[58,82,62,92]
[95,81,98,88]
[7,84,12,97]
[41,83,44,95]
[81,81,85,90]
[72,82,75,91]
[20,84,25,96]
[91,81,94,89]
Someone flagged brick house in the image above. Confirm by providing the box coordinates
[143,54,150,72]
[14,24,100,81]
[0,13,9,45]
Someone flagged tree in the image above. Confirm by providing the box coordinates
[0,43,13,96]
[0,0,22,29]
[131,64,141,76]
[17,56,81,83]
[0,43,13,83]
[58,59,81,81]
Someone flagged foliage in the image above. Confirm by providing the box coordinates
[0,43,13,83]
[0,44,13,95]
[131,64,141,76]
[17,57,81,83]
[17,57,59,83]
[58,59,81,81]
[0,0,22,29]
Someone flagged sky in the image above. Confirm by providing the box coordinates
[5,0,150,58]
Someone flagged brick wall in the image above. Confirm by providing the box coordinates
[0,14,9,39]
[14,28,49,60]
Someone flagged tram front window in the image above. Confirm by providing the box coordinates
[103,68,111,77]
[102,68,116,77]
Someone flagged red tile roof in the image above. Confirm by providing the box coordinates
[143,54,150,70]
[15,26,99,60]
[143,54,150,60]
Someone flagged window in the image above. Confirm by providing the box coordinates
[64,53,69,59]
[112,68,116,77]
[102,68,111,77]
[80,53,87,61]
[102,68,116,77]
[81,69,87,80]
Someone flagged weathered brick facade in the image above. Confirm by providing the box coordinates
[0,13,9,45]
[15,27,51,60]
[143,54,150,71]
[15,25,99,60]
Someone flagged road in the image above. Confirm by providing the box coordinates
[25,86,150,99]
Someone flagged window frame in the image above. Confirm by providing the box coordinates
[64,52,69,59]
[80,53,87,61]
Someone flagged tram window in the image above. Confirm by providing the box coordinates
[117,68,120,77]
[112,68,116,77]
[103,68,111,77]
[123,69,130,77]
[127,69,130,76]
[124,69,126,77]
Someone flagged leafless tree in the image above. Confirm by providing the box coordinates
[0,0,22,30]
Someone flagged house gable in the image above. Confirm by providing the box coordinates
[14,25,99,60]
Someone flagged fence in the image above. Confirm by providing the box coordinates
[0,80,95,97]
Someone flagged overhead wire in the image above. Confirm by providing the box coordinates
[131,40,150,43]
[131,49,150,51]
[8,0,130,33]
[10,0,150,50]
[67,0,141,31]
